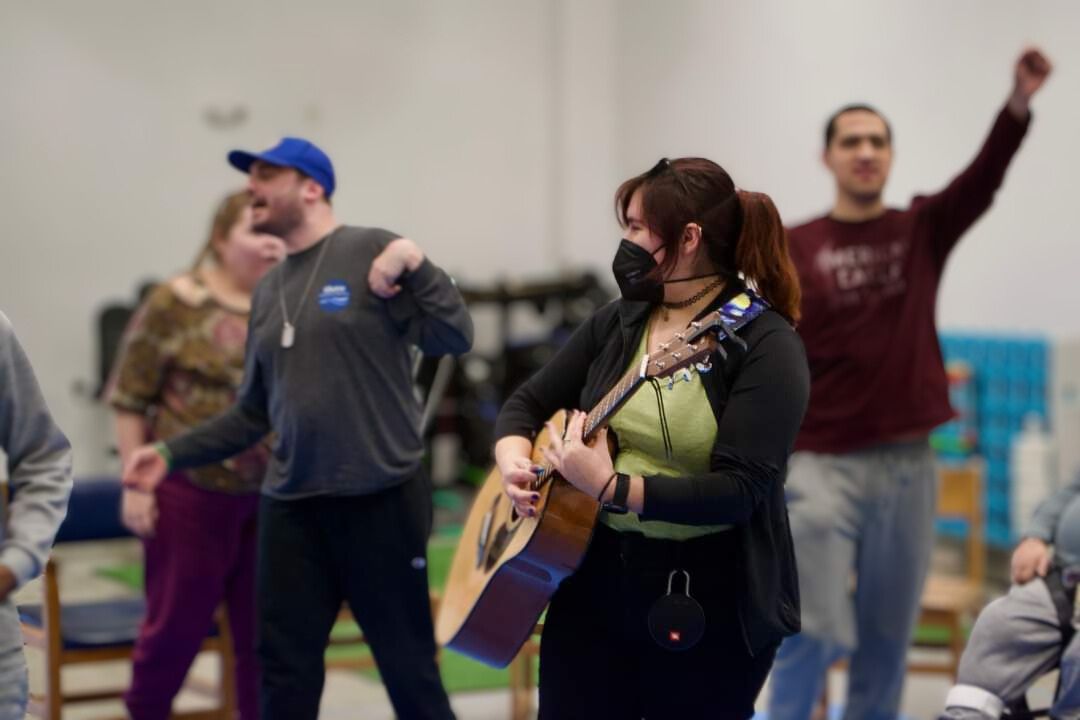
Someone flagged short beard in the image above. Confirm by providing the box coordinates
[253,201,304,238]
[848,186,884,206]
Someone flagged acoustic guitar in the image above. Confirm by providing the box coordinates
[435,292,765,667]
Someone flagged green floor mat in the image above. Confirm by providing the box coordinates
[913,622,972,645]
[98,563,144,588]
[326,620,526,693]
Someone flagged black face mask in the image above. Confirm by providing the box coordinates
[612,237,726,305]
[612,239,664,303]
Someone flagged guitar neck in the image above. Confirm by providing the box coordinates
[582,356,649,441]
[578,290,766,441]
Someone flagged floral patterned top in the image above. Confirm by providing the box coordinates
[106,273,268,494]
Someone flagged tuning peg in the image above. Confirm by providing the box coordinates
[680,368,694,384]
[695,360,713,374]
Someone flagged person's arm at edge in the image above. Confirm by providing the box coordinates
[0,313,73,598]
[1024,469,1080,544]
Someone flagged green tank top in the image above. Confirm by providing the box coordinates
[602,326,733,539]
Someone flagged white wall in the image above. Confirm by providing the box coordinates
[598,0,1080,337]
[1,0,1078,474]
[0,0,597,473]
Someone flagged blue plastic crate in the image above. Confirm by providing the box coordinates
[938,332,1050,548]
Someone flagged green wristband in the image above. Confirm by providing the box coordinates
[153,442,173,470]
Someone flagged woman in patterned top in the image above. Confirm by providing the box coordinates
[106,190,284,720]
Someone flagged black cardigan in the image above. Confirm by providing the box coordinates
[494,286,810,654]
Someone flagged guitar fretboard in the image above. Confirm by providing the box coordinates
[578,290,767,441]
[582,360,647,440]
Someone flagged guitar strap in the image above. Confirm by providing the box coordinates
[698,288,770,356]
[645,289,770,459]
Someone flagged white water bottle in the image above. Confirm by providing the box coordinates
[1011,413,1058,539]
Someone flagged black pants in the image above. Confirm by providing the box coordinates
[255,474,455,720]
[538,523,776,720]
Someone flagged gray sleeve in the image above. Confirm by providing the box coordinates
[164,402,270,471]
[0,312,73,588]
[1025,472,1080,543]
[386,258,474,356]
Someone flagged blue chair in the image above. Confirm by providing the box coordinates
[17,475,236,720]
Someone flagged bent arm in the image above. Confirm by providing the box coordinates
[494,312,604,441]
[640,326,810,525]
[387,258,474,356]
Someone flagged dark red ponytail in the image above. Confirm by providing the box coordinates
[615,158,802,323]
[735,190,801,324]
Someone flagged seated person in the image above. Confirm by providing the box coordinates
[940,471,1080,719]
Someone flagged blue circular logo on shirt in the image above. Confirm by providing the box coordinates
[318,280,351,312]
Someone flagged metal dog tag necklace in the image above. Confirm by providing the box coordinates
[279,233,334,349]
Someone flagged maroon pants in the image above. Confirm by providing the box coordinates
[124,475,259,720]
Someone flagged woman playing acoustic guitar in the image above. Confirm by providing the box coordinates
[494,157,810,719]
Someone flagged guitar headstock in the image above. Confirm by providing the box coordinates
[642,330,718,389]
[581,296,759,440]
[643,297,755,388]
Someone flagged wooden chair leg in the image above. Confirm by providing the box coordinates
[218,647,237,719]
[39,556,64,720]
[45,660,62,720]
[508,652,531,720]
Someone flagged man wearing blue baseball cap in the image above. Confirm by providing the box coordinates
[123,137,471,719]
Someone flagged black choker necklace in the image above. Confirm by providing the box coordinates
[658,277,723,321]
[661,277,723,310]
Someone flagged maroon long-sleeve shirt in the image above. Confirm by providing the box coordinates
[789,106,1029,454]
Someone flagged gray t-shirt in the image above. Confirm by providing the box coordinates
[166,226,473,498]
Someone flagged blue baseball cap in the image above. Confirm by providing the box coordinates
[227,137,336,198]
